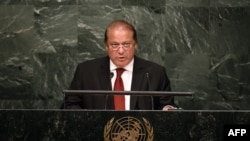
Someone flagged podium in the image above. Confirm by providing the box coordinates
[1,91,249,140]
[1,110,250,140]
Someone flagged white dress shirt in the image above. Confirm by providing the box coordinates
[110,58,134,110]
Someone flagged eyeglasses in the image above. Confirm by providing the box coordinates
[109,43,133,51]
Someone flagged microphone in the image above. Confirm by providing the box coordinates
[110,72,114,79]
[145,72,154,110]
[105,72,114,109]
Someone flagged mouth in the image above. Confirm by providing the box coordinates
[117,56,126,61]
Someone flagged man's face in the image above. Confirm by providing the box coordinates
[106,27,137,68]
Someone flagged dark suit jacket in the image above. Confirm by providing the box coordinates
[64,56,175,110]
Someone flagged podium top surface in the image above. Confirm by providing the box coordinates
[63,90,194,96]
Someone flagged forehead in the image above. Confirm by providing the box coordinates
[107,26,134,41]
[106,29,134,43]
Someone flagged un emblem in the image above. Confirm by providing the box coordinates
[104,116,153,141]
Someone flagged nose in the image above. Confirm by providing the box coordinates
[117,46,125,53]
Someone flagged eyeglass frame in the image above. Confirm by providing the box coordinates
[108,42,136,51]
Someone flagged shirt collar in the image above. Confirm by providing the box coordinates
[110,58,134,72]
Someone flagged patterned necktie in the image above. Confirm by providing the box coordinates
[113,68,125,110]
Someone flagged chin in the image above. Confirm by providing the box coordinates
[115,62,128,68]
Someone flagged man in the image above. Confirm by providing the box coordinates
[64,20,177,110]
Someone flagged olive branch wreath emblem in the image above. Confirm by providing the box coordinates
[104,116,153,141]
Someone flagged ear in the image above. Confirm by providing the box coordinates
[105,44,109,51]
[135,44,138,49]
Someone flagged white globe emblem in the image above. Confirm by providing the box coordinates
[111,116,148,141]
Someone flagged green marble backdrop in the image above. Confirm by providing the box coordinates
[0,0,249,110]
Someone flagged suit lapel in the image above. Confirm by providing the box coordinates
[98,56,114,109]
[98,57,112,90]
[130,56,147,109]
